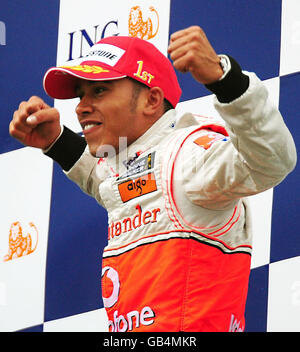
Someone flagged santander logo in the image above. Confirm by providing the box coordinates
[108,204,160,240]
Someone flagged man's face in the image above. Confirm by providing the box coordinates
[75,78,145,156]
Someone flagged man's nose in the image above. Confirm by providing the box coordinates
[75,96,94,116]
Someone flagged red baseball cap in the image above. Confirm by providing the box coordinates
[43,36,182,108]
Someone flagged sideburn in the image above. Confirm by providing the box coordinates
[129,79,149,113]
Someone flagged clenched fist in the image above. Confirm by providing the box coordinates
[168,26,223,85]
[9,96,61,150]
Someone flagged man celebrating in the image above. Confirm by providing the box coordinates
[10,26,296,332]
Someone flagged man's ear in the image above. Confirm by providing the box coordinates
[143,87,165,116]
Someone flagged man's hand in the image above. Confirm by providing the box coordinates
[168,26,223,85]
[9,96,61,150]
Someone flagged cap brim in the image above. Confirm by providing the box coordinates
[43,61,126,99]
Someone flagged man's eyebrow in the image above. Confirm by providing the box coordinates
[74,80,113,95]
[89,80,113,86]
[77,80,113,88]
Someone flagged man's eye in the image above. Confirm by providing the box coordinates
[94,87,106,95]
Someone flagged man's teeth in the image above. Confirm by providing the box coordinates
[84,124,99,131]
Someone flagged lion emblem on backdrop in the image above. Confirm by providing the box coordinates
[128,6,159,40]
[3,221,38,261]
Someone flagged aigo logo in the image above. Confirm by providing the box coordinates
[3,221,38,262]
[118,172,157,203]
[102,265,155,331]
[127,177,147,194]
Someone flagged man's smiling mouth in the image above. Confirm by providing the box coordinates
[81,122,103,134]
[83,123,101,131]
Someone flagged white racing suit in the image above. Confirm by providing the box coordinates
[59,72,296,332]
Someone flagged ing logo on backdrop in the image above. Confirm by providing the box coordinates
[128,6,159,40]
[66,5,160,62]
[3,222,38,262]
